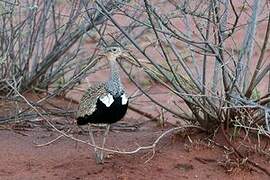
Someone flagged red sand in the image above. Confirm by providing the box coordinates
[0,96,269,180]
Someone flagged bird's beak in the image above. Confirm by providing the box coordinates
[120,53,140,67]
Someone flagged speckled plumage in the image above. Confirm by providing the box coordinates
[76,46,130,163]
[76,81,128,125]
[76,82,107,119]
[76,46,128,126]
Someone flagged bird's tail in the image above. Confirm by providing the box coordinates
[76,116,88,126]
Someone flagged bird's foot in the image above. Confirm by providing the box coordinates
[94,152,104,164]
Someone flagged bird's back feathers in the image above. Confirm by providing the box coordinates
[76,82,128,125]
[76,82,107,119]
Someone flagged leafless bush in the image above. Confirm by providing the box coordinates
[95,0,270,133]
[1,0,270,134]
[0,0,131,95]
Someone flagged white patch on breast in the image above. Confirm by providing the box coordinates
[100,94,114,107]
[121,93,128,105]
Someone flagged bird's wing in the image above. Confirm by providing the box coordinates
[76,82,108,118]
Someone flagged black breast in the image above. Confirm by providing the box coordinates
[77,95,128,125]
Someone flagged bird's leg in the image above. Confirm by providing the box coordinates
[88,124,101,163]
[100,124,111,161]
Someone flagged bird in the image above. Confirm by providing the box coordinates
[76,46,129,163]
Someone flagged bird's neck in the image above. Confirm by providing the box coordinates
[106,58,123,97]
[109,58,120,82]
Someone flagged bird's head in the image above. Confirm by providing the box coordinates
[98,45,139,66]
[103,46,124,61]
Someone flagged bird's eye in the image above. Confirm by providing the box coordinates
[112,48,117,52]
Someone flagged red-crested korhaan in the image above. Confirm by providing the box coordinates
[76,46,129,163]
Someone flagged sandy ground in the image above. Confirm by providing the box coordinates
[1,1,270,179]
[0,95,269,180]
